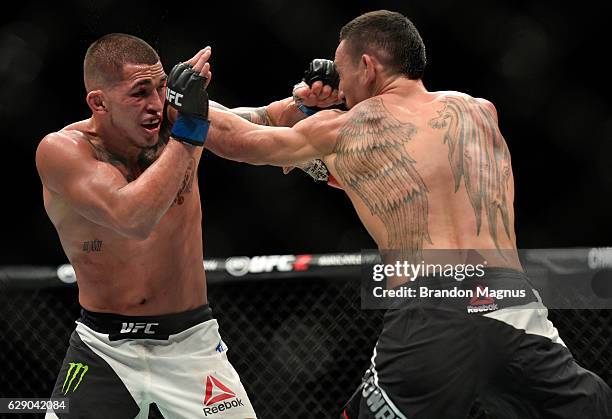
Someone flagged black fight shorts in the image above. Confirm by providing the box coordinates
[342,268,612,419]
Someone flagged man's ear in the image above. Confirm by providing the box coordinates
[361,54,377,85]
[86,90,107,114]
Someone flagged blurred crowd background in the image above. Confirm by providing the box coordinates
[2,0,610,265]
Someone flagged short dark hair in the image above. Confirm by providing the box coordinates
[339,10,426,79]
[84,33,159,91]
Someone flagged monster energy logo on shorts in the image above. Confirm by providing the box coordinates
[62,362,89,394]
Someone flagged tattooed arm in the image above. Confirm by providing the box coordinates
[209,98,306,127]
[207,107,343,166]
[165,97,305,139]
[208,77,342,128]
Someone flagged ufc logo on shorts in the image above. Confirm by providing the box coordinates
[166,87,183,106]
[120,322,159,334]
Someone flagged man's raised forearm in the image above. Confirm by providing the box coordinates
[112,51,209,238]
[114,140,197,239]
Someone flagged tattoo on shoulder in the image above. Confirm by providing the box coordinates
[428,96,512,249]
[334,98,431,258]
[83,239,103,253]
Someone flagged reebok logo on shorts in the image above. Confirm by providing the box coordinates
[204,375,235,405]
[467,286,499,313]
[203,375,244,416]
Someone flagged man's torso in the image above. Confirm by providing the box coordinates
[42,119,206,315]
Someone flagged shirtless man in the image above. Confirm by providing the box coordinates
[35,31,336,418]
[34,33,317,418]
[205,10,612,419]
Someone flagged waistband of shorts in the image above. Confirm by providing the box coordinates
[386,267,539,313]
[78,304,213,341]
[410,266,531,286]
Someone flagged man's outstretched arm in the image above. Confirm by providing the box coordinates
[209,78,341,129]
[206,107,344,166]
[210,98,305,128]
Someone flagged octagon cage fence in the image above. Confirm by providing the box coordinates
[1,249,611,418]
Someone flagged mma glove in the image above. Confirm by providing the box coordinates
[303,58,340,90]
[296,58,345,116]
[166,62,210,146]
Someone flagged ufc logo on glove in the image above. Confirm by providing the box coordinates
[166,88,183,106]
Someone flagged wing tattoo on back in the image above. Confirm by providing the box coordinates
[429,96,512,249]
[334,98,431,258]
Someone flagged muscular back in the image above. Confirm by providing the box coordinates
[38,120,206,315]
[323,92,518,267]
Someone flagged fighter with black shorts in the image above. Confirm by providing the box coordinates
[203,10,612,418]
[344,266,611,418]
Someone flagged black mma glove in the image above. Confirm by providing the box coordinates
[303,59,340,90]
[166,62,209,146]
[297,59,346,115]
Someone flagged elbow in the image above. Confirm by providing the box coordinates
[104,194,158,240]
[124,224,154,241]
[112,214,156,241]
[115,221,154,241]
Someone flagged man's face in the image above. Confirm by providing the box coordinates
[334,40,367,109]
[103,61,167,147]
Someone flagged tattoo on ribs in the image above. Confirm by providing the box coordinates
[83,239,103,253]
[428,96,512,249]
[334,98,431,257]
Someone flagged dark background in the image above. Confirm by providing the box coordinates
[2,0,610,266]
